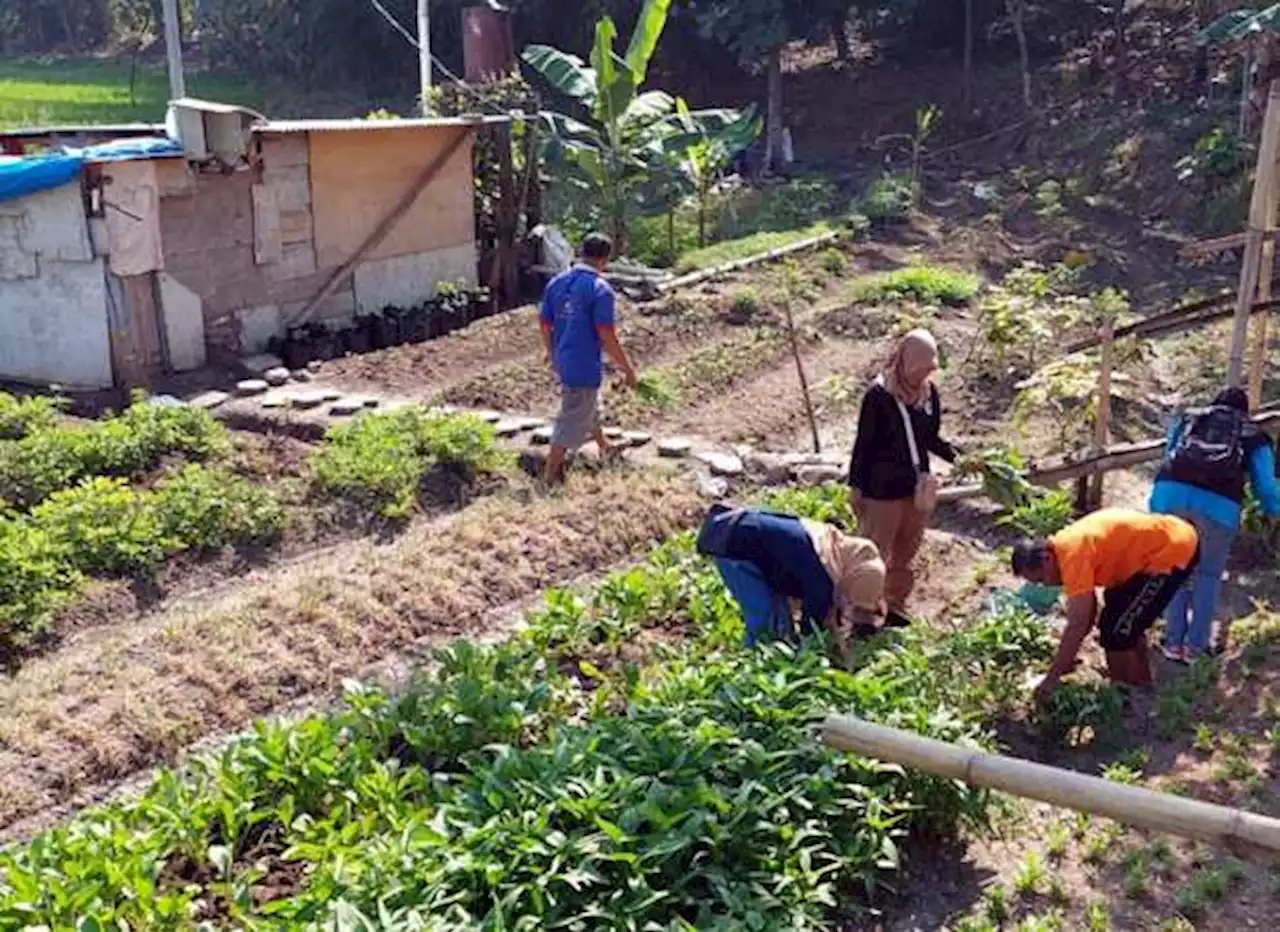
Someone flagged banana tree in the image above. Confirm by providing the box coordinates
[521,0,758,255]
[667,98,762,246]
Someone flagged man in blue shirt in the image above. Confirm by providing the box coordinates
[539,233,639,483]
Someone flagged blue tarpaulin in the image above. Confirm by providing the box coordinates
[0,154,83,204]
[69,136,183,162]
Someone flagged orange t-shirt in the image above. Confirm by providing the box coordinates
[1049,509,1199,598]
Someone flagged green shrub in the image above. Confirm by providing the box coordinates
[152,464,286,551]
[729,287,762,319]
[31,477,169,576]
[0,519,84,650]
[0,392,62,440]
[820,247,848,276]
[312,409,500,518]
[416,412,499,477]
[861,173,919,223]
[850,265,980,305]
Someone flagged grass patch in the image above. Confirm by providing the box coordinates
[677,221,834,272]
[0,57,264,130]
[849,265,981,306]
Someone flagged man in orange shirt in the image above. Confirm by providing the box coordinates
[1011,508,1199,704]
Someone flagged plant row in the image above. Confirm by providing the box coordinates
[0,486,1058,929]
[309,408,503,519]
[0,398,227,510]
[0,465,284,652]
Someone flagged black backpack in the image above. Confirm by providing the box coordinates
[1165,405,1247,500]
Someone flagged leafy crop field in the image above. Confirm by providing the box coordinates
[0,487,1054,929]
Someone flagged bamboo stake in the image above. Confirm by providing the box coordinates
[821,715,1280,859]
[781,283,821,454]
[1088,317,1114,509]
[655,231,840,294]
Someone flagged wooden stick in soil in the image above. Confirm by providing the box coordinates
[821,715,1280,859]
[1250,229,1277,409]
[1087,316,1114,509]
[782,293,820,454]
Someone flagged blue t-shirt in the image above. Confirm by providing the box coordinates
[539,266,616,389]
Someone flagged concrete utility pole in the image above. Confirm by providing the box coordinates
[418,0,432,111]
[162,0,187,100]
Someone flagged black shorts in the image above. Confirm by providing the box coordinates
[1097,553,1198,651]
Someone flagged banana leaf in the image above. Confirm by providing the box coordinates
[624,0,674,86]
[522,45,598,107]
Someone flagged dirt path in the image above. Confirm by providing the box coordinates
[0,469,707,836]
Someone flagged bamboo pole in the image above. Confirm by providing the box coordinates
[821,715,1280,859]
[1087,317,1114,509]
[1229,80,1280,387]
[655,231,841,294]
[939,411,1280,504]
[1250,234,1276,410]
[1063,295,1280,355]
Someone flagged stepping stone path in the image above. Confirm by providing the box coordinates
[307,360,323,372]
[698,451,745,477]
[531,426,554,445]
[264,367,291,387]
[603,427,624,440]
[292,369,313,383]
[658,438,693,458]
[236,379,269,397]
[320,390,343,402]
[260,394,290,409]
[189,390,229,409]
[622,431,652,447]
[494,419,524,438]
[515,417,545,430]
[476,411,502,424]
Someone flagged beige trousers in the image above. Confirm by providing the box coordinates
[852,494,929,612]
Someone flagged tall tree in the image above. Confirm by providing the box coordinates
[693,0,814,174]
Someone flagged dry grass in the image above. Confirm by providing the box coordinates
[0,470,705,833]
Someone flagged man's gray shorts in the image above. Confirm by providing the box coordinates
[552,386,600,450]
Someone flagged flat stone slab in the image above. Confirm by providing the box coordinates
[307,360,323,372]
[796,464,846,486]
[622,431,652,447]
[320,389,343,402]
[603,427,624,440]
[657,438,693,458]
[235,379,268,397]
[260,393,291,410]
[188,390,230,409]
[698,451,745,477]
[291,392,328,410]
[495,419,524,437]
[264,367,291,387]
[291,369,313,382]
[476,410,502,423]
[241,354,284,377]
[329,398,367,416]
[531,426,554,445]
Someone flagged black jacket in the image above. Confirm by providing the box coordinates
[847,381,957,501]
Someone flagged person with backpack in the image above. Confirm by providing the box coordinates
[847,329,960,627]
[695,504,888,665]
[1150,387,1280,661]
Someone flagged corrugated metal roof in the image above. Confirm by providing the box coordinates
[254,115,512,134]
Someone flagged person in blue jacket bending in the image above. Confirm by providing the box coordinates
[1150,387,1280,661]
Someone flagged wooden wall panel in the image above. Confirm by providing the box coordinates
[308,127,475,270]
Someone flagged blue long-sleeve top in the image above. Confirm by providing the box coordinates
[1149,420,1280,529]
[718,510,833,629]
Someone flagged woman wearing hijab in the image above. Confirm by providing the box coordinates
[847,329,959,626]
[695,504,887,664]
[1150,387,1280,661]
